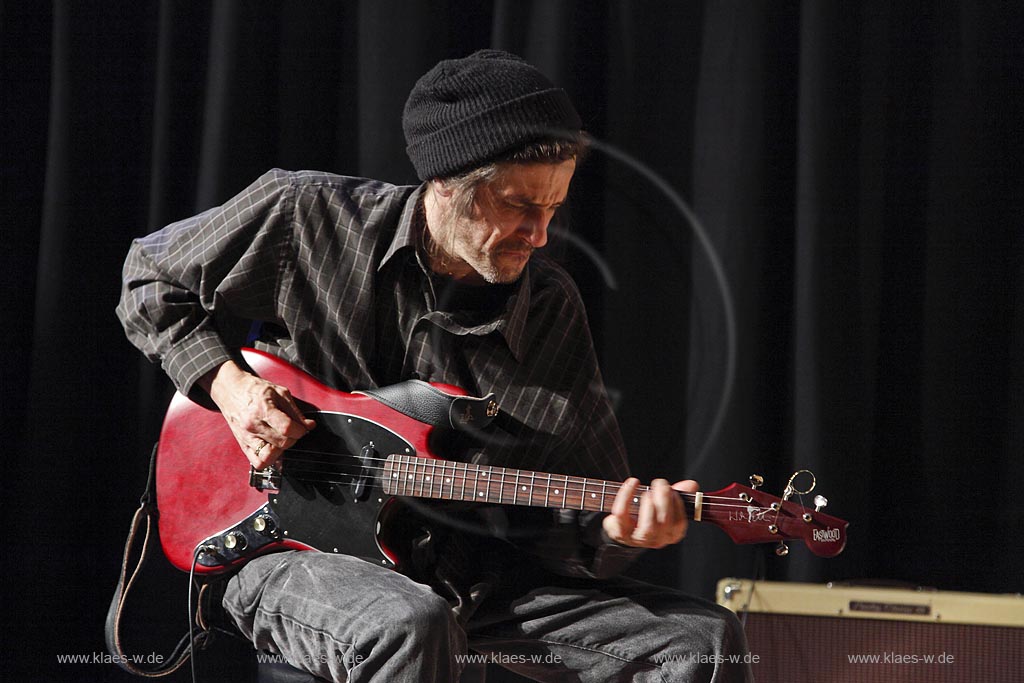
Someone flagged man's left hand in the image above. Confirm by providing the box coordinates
[602,478,699,548]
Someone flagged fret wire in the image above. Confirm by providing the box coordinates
[432,458,439,500]
[514,469,521,506]
[440,460,446,500]
[499,467,506,505]
[405,455,412,496]
[436,459,444,500]
[447,460,453,500]
[439,459,447,500]
[413,457,419,496]
[425,456,434,499]
[462,461,469,501]
[438,460,445,499]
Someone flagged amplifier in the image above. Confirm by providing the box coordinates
[717,578,1023,682]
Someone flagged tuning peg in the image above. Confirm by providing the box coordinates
[814,495,828,512]
[775,542,789,557]
[749,474,764,490]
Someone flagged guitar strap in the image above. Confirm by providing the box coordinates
[359,380,499,430]
[104,443,211,677]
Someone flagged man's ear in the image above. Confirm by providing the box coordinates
[430,178,454,198]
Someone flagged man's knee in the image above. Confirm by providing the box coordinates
[679,600,748,656]
[714,603,748,655]
[376,589,456,643]
[352,588,466,676]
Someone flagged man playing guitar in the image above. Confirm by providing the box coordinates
[118,50,753,682]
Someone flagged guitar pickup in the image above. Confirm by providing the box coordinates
[351,443,376,500]
[249,465,282,492]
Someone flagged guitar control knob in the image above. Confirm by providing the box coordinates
[223,532,247,551]
[253,515,277,535]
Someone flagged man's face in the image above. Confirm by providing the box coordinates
[430,159,576,285]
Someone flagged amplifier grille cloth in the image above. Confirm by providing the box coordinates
[742,613,1023,682]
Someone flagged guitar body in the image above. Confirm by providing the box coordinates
[155,348,451,575]
[155,349,848,576]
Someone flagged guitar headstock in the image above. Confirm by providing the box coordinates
[697,471,848,557]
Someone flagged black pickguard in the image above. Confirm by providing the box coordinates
[268,411,415,568]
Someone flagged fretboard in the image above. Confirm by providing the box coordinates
[382,454,695,518]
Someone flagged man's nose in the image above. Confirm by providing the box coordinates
[518,208,553,248]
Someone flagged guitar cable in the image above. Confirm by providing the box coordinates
[738,548,767,630]
[187,543,216,683]
[187,542,243,683]
[189,546,203,683]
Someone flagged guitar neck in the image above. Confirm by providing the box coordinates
[382,454,694,518]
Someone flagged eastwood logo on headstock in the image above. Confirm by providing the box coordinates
[813,527,843,543]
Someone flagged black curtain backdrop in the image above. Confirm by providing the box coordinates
[4,2,1022,681]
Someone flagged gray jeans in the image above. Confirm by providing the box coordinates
[223,551,753,683]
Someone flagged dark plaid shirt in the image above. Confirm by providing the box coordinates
[117,169,641,591]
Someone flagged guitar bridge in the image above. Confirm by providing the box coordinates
[249,465,282,492]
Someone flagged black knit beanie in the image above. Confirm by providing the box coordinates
[403,49,582,181]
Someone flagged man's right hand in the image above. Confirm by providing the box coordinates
[198,360,316,469]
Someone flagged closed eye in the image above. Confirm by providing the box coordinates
[504,199,563,211]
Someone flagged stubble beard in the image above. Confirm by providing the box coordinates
[433,211,532,285]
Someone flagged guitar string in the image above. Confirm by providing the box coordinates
[274,447,772,507]
[279,446,747,502]
[279,457,771,509]
[260,448,770,511]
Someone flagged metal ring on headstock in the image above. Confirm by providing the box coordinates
[784,469,816,496]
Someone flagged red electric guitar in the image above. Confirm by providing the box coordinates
[155,349,848,575]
